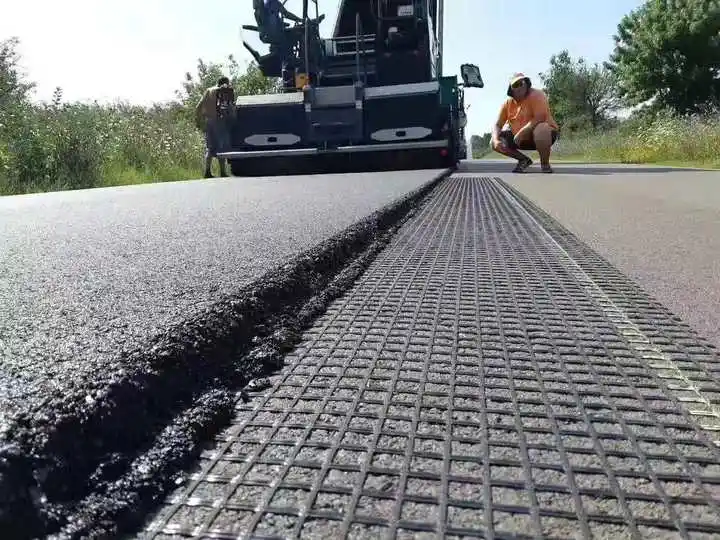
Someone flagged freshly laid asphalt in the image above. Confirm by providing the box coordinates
[0,170,442,411]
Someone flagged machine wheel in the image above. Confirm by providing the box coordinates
[440,155,455,169]
[229,159,243,177]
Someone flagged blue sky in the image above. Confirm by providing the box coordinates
[2,0,644,135]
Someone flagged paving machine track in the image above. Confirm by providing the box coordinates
[139,176,720,539]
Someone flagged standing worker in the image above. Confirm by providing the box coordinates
[491,73,560,173]
[195,76,236,178]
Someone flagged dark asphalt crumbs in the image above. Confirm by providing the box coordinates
[140,176,720,539]
[0,169,450,538]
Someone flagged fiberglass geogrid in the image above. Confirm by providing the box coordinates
[496,177,720,411]
[141,176,720,540]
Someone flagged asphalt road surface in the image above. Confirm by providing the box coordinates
[138,167,720,539]
[0,170,443,414]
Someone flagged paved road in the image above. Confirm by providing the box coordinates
[0,170,442,410]
[461,160,720,350]
[140,172,720,539]
[4,163,720,538]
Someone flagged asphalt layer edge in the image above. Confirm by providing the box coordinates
[0,168,453,539]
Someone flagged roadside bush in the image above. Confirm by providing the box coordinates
[101,104,203,186]
[1,36,252,196]
[553,110,720,167]
[0,103,204,195]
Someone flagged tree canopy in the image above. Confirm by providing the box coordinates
[539,50,620,132]
[470,133,491,158]
[0,37,36,134]
[606,0,720,113]
[0,37,34,106]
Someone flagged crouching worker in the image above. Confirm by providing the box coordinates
[491,73,559,173]
[195,76,236,178]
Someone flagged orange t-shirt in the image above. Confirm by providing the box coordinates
[497,89,558,134]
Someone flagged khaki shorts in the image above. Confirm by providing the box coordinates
[499,128,558,151]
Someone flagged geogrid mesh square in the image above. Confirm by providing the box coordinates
[140,177,720,539]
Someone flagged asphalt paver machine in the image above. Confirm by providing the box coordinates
[221,0,484,175]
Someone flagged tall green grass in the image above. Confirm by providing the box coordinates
[0,101,206,196]
[552,111,720,168]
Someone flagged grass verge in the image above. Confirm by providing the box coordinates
[0,102,207,196]
[551,112,720,170]
[550,155,720,170]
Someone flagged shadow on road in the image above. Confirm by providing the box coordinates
[458,160,707,175]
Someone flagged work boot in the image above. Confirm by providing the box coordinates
[512,156,533,173]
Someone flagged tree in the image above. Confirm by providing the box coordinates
[539,50,620,132]
[470,132,491,158]
[176,54,280,121]
[0,37,36,131]
[606,0,720,114]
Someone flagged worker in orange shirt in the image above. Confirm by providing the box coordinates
[491,73,559,173]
